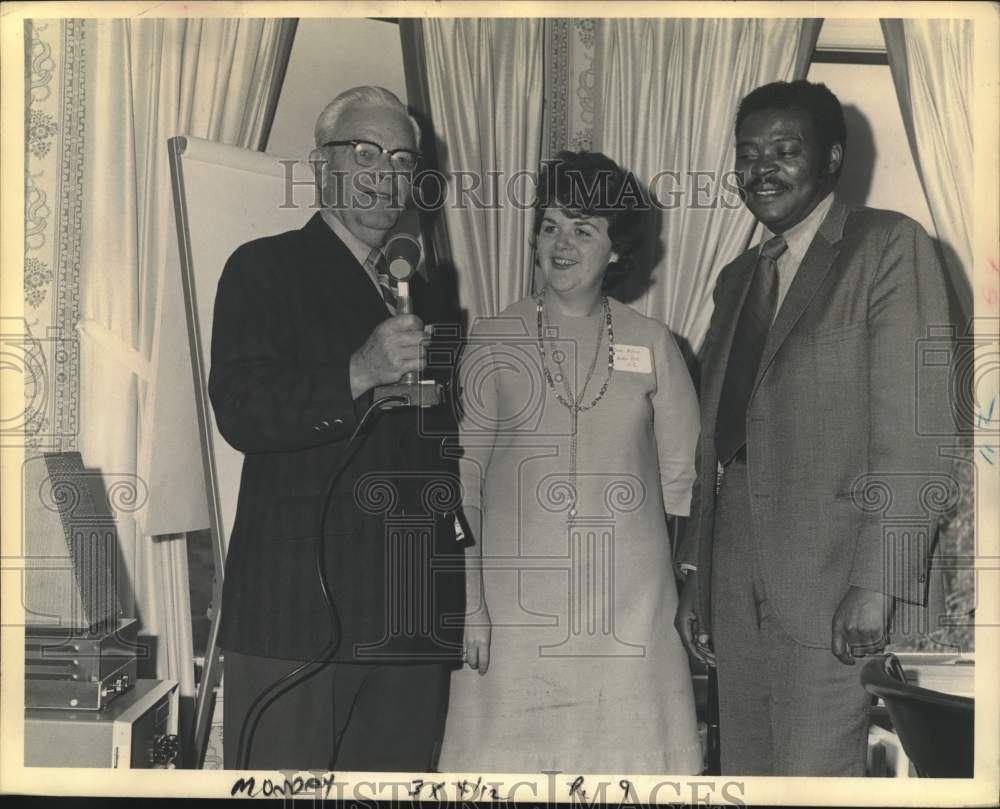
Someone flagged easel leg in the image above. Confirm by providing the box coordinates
[189,600,224,768]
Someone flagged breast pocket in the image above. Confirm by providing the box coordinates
[802,320,867,346]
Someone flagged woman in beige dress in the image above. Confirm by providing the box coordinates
[439,151,702,775]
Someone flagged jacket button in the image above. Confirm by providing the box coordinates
[333,418,344,426]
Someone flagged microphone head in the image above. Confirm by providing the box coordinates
[385,234,422,281]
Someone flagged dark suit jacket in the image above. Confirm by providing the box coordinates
[679,199,955,647]
[209,212,464,662]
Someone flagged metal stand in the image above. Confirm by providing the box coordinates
[190,596,224,768]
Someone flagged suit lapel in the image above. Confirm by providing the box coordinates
[751,199,851,397]
[701,249,759,427]
[301,213,389,324]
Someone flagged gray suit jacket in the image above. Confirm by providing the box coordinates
[679,199,955,647]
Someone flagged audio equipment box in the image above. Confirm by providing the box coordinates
[25,618,139,710]
[25,678,179,768]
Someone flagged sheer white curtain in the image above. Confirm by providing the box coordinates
[882,18,973,316]
[881,19,976,656]
[419,19,545,321]
[596,18,821,353]
[78,17,295,726]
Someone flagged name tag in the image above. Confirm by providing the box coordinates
[613,344,652,373]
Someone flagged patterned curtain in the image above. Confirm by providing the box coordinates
[23,19,85,455]
[543,19,598,157]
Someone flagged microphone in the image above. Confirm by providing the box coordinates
[374,234,443,408]
[385,233,422,283]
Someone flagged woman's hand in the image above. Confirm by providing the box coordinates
[463,607,492,675]
[674,571,715,667]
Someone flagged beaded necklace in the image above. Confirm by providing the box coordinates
[535,291,615,521]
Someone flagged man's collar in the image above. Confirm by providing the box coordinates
[320,210,381,267]
[763,191,835,265]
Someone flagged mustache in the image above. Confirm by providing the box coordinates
[744,177,791,193]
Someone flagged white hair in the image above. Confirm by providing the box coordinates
[313,86,421,147]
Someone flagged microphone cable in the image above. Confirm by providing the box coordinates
[235,395,407,770]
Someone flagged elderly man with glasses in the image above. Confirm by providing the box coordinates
[210,86,463,772]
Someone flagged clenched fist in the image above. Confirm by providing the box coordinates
[831,585,894,665]
[349,315,429,398]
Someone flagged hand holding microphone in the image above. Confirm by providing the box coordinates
[349,234,443,407]
[384,234,424,387]
[349,315,427,398]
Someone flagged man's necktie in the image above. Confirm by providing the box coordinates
[367,247,397,315]
[714,234,788,465]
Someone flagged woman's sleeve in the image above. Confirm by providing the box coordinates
[651,324,700,517]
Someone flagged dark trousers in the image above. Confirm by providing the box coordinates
[223,650,450,772]
[710,460,870,776]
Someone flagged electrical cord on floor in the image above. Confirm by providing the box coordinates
[235,395,407,770]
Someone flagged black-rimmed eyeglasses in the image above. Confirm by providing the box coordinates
[322,139,421,173]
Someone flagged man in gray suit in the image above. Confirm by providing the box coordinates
[675,80,953,775]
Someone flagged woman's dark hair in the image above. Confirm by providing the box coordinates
[736,80,847,172]
[533,150,645,288]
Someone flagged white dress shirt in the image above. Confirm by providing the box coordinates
[761,191,835,321]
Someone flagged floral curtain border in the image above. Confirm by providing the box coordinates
[23,18,85,453]
[543,19,597,158]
